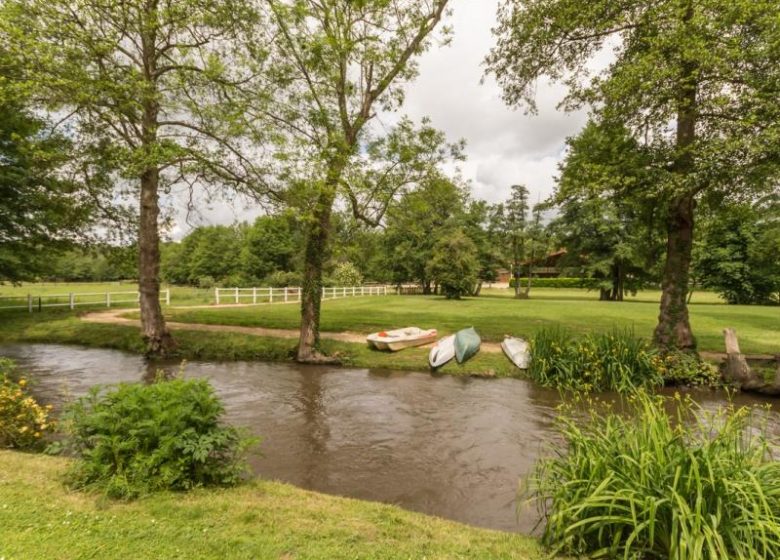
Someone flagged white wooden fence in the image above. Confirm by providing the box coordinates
[214,285,389,306]
[0,289,171,312]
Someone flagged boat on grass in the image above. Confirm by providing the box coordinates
[367,327,438,352]
[501,336,530,369]
[429,334,456,369]
[454,327,481,364]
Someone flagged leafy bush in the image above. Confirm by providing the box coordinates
[508,277,600,289]
[196,275,216,289]
[0,358,55,450]
[661,351,721,387]
[265,270,302,288]
[530,391,780,559]
[529,328,664,392]
[64,376,256,499]
[332,262,363,286]
[426,230,478,299]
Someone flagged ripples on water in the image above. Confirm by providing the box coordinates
[2,343,779,534]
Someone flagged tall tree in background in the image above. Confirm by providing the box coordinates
[494,184,529,298]
[8,0,255,355]
[253,1,453,361]
[486,0,780,352]
[552,121,665,300]
[0,45,109,282]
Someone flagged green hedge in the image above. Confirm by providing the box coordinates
[508,277,600,289]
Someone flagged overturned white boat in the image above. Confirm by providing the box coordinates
[502,336,530,369]
[367,327,438,352]
[428,334,456,369]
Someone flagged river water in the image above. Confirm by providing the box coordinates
[2,343,779,533]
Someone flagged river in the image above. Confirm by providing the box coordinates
[2,343,779,533]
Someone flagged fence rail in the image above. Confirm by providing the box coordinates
[213,285,389,306]
[0,290,171,312]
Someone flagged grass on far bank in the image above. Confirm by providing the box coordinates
[158,291,779,355]
[0,309,519,377]
[0,451,545,560]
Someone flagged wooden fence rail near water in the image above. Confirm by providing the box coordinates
[213,285,389,306]
[0,290,171,312]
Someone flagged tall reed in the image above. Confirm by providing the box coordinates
[529,327,664,392]
[529,391,780,559]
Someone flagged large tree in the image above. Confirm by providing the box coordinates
[249,1,454,361]
[7,0,255,354]
[486,0,780,351]
[0,48,109,282]
[493,184,530,298]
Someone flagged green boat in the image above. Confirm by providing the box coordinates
[454,327,481,364]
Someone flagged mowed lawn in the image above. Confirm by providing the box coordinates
[161,289,779,355]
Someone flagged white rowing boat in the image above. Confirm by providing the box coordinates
[429,334,456,369]
[367,327,438,352]
[501,336,530,369]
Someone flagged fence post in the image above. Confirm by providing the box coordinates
[165,289,171,306]
[253,287,257,304]
[285,287,288,302]
[384,285,387,296]
[69,293,75,310]
[270,288,274,303]
[28,294,32,313]
[106,292,111,308]
[215,288,220,306]
[234,287,239,304]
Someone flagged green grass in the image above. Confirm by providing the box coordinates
[0,309,519,377]
[0,451,546,560]
[158,291,779,355]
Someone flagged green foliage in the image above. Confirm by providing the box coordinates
[0,358,55,450]
[64,377,256,499]
[695,202,780,305]
[331,262,363,287]
[529,328,664,393]
[531,391,780,559]
[661,352,721,387]
[426,230,479,300]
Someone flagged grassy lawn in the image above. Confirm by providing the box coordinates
[158,291,779,355]
[0,451,545,560]
[0,309,520,377]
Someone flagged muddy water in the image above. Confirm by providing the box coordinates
[3,343,780,534]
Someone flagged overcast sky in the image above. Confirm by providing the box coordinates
[166,0,590,239]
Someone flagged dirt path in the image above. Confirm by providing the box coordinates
[81,309,505,353]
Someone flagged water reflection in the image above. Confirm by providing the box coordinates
[2,343,779,534]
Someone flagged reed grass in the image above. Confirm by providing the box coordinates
[528,328,664,392]
[530,391,780,559]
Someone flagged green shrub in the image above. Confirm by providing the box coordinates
[332,262,363,286]
[64,376,256,499]
[265,270,302,288]
[508,277,600,289]
[529,328,664,392]
[661,351,721,387]
[0,358,55,450]
[530,391,780,559]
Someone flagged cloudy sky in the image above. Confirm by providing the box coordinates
[167,0,590,238]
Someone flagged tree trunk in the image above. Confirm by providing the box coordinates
[653,5,698,353]
[297,187,337,362]
[138,166,174,356]
[653,195,697,351]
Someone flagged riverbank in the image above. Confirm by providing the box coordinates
[0,309,519,377]
[149,293,778,355]
[0,451,546,559]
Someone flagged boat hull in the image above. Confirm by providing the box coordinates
[429,334,456,368]
[454,327,481,364]
[501,337,530,369]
